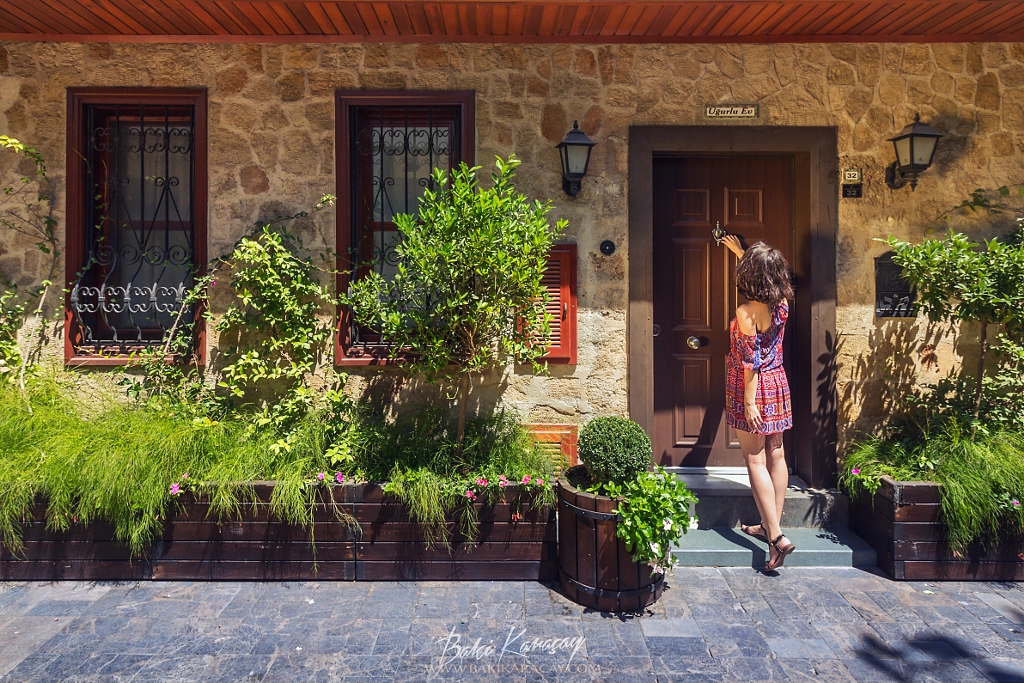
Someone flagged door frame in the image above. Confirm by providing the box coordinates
[628,126,838,488]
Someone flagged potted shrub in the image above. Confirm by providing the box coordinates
[558,416,696,612]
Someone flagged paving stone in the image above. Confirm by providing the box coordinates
[973,658,1024,682]
[779,658,858,682]
[637,617,701,638]
[766,636,838,659]
[695,621,771,658]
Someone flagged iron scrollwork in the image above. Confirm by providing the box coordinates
[349,106,458,347]
[72,105,196,351]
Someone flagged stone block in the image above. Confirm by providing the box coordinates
[975,72,1001,110]
[216,65,249,96]
[239,165,269,195]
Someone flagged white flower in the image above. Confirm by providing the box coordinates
[650,542,660,556]
[688,517,699,530]
[662,518,673,531]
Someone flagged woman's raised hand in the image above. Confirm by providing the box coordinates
[721,234,745,259]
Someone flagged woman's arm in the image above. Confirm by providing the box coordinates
[743,368,763,432]
[735,305,763,431]
[722,234,745,259]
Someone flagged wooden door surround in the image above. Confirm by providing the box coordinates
[628,127,838,488]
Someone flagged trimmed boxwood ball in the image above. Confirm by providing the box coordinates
[579,416,652,486]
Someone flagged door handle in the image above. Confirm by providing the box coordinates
[686,336,702,349]
[653,324,661,337]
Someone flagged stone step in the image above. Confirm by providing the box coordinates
[672,527,877,568]
[676,473,849,529]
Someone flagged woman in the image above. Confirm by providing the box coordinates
[721,235,795,572]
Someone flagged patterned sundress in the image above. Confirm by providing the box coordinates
[725,301,793,435]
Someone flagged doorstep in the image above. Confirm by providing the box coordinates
[675,472,850,529]
[672,527,878,568]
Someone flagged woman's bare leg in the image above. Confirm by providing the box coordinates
[765,433,788,525]
[737,431,782,541]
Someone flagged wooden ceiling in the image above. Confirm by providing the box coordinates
[2,1,1023,43]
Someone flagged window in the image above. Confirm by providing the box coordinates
[66,89,207,364]
[335,91,474,364]
[334,90,577,366]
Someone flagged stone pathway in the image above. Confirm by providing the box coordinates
[2,568,1024,681]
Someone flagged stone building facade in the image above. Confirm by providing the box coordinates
[1,40,1023,482]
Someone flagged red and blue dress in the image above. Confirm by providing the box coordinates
[726,301,793,435]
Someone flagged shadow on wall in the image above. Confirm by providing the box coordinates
[357,365,512,423]
[840,319,938,439]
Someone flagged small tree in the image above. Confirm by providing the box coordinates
[346,155,567,452]
[888,220,1024,422]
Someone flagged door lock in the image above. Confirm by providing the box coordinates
[686,336,701,349]
[653,324,661,337]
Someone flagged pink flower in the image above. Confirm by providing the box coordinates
[170,483,180,495]
[475,477,488,486]
[1014,500,1021,508]
[317,472,325,482]
[336,472,345,484]
[521,475,531,485]
[498,474,507,481]
[536,478,544,486]
[498,480,508,488]
[465,490,477,501]
[181,473,188,479]
[851,468,860,475]
[210,280,217,287]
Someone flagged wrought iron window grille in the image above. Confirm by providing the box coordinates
[348,105,460,348]
[71,104,196,353]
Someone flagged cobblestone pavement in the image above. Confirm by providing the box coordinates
[2,568,1024,682]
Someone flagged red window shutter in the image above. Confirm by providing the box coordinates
[540,244,577,365]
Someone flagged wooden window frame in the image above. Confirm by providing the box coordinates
[65,87,208,367]
[334,90,475,366]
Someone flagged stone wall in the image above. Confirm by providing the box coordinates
[1,40,1023,446]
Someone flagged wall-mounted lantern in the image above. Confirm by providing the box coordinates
[885,113,944,191]
[556,121,596,198]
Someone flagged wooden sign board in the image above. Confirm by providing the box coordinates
[704,104,758,119]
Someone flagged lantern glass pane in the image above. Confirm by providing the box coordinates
[558,145,570,175]
[913,136,937,166]
[894,137,911,167]
[566,144,589,175]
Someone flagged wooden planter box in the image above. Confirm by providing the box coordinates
[851,476,1024,581]
[557,477,663,612]
[0,484,556,582]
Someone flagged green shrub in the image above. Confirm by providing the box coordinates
[840,418,1024,555]
[591,466,697,573]
[579,416,652,486]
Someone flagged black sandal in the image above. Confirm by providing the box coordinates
[765,535,795,571]
[740,524,769,543]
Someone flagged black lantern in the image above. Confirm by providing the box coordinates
[885,113,944,191]
[555,120,596,197]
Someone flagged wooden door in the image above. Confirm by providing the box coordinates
[652,157,794,468]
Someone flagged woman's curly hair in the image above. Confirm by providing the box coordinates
[735,242,794,306]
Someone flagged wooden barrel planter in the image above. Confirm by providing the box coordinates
[851,476,1024,581]
[557,477,664,612]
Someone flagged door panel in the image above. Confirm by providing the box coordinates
[652,157,794,468]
